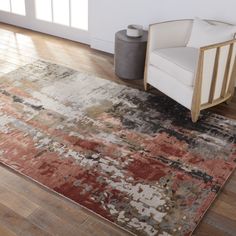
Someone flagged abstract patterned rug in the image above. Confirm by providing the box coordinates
[0,60,235,236]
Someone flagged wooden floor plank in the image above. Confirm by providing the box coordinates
[0,186,39,218]
[0,165,89,228]
[28,208,87,236]
[0,202,51,236]
[212,200,236,221]
[79,218,132,236]
[193,222,232,236]
[0,225,17,236]
[203,211,236,236]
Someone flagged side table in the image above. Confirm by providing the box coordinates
[114,30,148,80]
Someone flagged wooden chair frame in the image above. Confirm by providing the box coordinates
[191,39,236,122]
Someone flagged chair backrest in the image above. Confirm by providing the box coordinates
[148,19,193,51]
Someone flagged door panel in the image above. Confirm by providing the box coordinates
[0,0,10,12]
[71,0,88,30]
[52,0,70,26]
[35,0,52,22]
[35,0,88,30]
[11,0,26,15]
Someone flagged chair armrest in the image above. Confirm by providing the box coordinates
[192,38,236,113]
[200,38,236,51]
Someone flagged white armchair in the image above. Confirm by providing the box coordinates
[144,19,236,122]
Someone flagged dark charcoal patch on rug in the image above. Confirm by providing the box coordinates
[0,60,235,236]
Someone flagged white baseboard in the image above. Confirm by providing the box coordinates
[90,38,114,54]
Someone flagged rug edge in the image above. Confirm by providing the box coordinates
[0,162,136,236]
[190,165,236,236]
[1,160,235,236]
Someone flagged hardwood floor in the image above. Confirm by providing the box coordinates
[0,23,235,236]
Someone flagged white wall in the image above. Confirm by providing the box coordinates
[90,0,236,53]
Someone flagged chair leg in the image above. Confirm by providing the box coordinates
[225,96,233,105]
[144,82,150,91]
[191,110,200,123]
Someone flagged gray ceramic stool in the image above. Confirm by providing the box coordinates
[115,30,148,80]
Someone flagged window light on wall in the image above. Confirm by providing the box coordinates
[35,0,88,30]
[0,0,26,15]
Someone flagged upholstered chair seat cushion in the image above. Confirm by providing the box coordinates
[149,47,199,87]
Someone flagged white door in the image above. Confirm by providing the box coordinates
[0,0,89,44]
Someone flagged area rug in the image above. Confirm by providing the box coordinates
[0,60,235,236]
